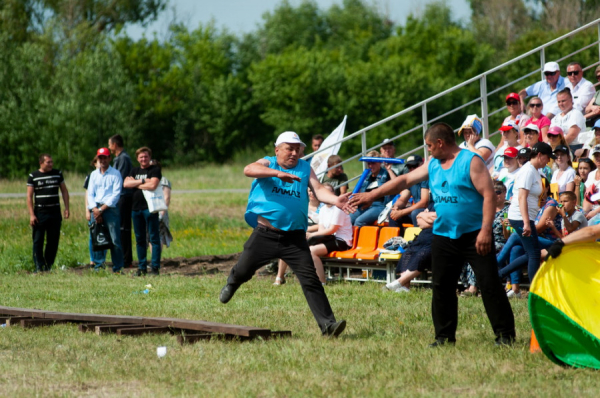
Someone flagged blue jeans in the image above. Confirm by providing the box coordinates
[88,221,107,267]
[496,233,524,284]
[498,219,548,282]
[90,207,124,272]
[132,209,161,270]
[350,202,385,227]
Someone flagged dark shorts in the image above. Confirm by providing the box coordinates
[307,235,350,253]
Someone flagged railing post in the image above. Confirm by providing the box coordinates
[361,131,367,170]
[422,103,428,161]
[480,75,489,139]
[540,48,546,80]
[598,22,600,64]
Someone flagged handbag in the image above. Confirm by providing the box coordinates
[90,221,113,251]
[377,200,394,224]
[142,186,168,213]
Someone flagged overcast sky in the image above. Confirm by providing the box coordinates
[126,0,471,40]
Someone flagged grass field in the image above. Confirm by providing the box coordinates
[1,160,599,396]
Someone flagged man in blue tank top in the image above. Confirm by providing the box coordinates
[219,131,349,337]
[348,123,515,347]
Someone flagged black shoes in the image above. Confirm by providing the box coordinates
[150,268,160,276]
[136,269,147,277]
[495,336,515,347]
[219,284,239,304]
[323,320,346,337]
[429,338,456,347]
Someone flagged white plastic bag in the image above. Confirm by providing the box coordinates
[143,187,168,213]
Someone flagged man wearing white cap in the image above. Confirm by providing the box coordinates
[219,131,349,337]
[519,61,565,119]
[457,114,495,167]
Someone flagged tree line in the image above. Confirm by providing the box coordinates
[1,0,598,177]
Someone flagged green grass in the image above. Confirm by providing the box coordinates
[0,273,598,397]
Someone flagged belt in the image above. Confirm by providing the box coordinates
[256,224,302,236]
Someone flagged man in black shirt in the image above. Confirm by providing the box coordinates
[123,147,162,276]
[108,134,134,268]
[26,154,70,272]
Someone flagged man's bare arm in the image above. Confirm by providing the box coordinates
[244,159,301,183]
[309,169,349,209]
[59,182,70,219]
[470,156,495,255]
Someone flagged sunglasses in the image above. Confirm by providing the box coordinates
[495,190,504,195]
[544,71,557,76]
[548,134,559,138]
[567,70,580,76]
[506,101,519,106]
[529,103,542,108]
[524,130,538,135]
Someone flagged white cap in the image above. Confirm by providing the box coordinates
[543,62,560,73]
[590,145,600,157]
[275,131,306,147]
[523,124,540,133]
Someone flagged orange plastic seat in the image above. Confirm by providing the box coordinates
[335,226,379,259]
[328,226,359,257]
[356,227,400,260]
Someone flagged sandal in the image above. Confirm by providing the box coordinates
[273,277,286,286]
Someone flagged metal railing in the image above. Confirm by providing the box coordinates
[306,18,600,186]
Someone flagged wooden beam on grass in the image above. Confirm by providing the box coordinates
[95,324,146,336]
[117,326,172,336]
[6,317,35,326]
[20,319,71,328]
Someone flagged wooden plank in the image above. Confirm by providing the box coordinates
[0,307,46,318]
[44,312,144,325]
[145,317,272,338]
[78,323,110,333]
[6,317,34,326]
[20,319,71,328]
[95,324,145,336]
[117,326,172,336]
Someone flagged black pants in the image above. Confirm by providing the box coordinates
[118,194,133,266]
[32,210,62,272]
[431,230,515,342]
[227,225,337,333]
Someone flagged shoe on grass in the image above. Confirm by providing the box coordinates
[273,277,285,286]
[495,336,515,346]
[384,280,401,292]
[219,284,239,304]
[150,268,160,276]
[323,320,346,338]
[395,286,410,293]
[136,269,147,277]
[428,338,456,347]
[506,290,519,299]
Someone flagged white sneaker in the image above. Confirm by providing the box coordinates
[506,290,518,299]
[385,280,401,292]
[395,286,410,293]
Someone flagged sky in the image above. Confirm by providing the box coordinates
[126,0,472,41]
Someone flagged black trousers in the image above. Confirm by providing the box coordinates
[430,230,515,342]
[118,194,133,266]
[32,210,62,272]
[227,225,337,333]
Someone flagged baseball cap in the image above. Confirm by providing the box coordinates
[97,148,110,157]
[275,131,306,147]
[506,93,520,102]
[518,147,532,158]
[500,120,520,133]
[503,147,519,158]
[405,154,423,167]
[543,62,560,73]
[590,145,600,157]
[381,138,395,147]
[522,124,540,134]
[592,119,600,131]
[553,145,570,155]
[458,114,483,136]
[531,142,556,159]
[547,126,564,136]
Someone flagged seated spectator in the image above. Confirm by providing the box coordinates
[546,125,569,151]
[550,88,586,150]
[307,183,353,284]
[526,97,551,141]
[545,191,588,237]
[457,114,495,166]
[384,204,436,293]
[551,145,576,193]
[502,93,530,144]
[388,155,428,227]
[564,62,596,114]
[583,65,600,125]
[350,151,393,227]
[496,147,521,201]
[583,145,600,222]
[577,119,600,159]
[321,155,348,195]
[380,138,408,177]
[519,61,565,119]
[522,124,541,148]
[491,122,521,178]
[575,158,596,207]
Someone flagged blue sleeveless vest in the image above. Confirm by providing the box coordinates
[428,150,483,238]
[245,156,310,231]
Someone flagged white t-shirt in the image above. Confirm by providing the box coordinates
[318,205,353,246]
[508,162,543,221]
[550,109,586,144]
[459,138,496,167]
[491,142,522,177]
[565,78,596,113]
[550,166,576,193]
[497,167,520,201]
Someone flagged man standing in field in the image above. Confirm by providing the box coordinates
[87,148,124,273]
[219,131,348,337]
[349,123,516,346]
[108,134,134,269]
[27,154,70,272]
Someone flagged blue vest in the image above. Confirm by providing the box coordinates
[428,150,483,238]
[245,156,310,231]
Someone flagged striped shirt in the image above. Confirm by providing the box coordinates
[27,169,64,211]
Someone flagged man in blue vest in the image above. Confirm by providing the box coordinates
[219,131,349,337]
[348,123,515,346]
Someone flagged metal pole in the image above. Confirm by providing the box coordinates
[598,22,600,64]
[361,131,367,171]
[480,75,489,139]
[422,103,428,161]
[540,48,546,80]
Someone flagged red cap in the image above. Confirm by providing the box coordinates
[97,148,110,157]
[503,147,519,158]
[506,93,520,102]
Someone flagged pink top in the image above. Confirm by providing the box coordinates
[528,115,551,141]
